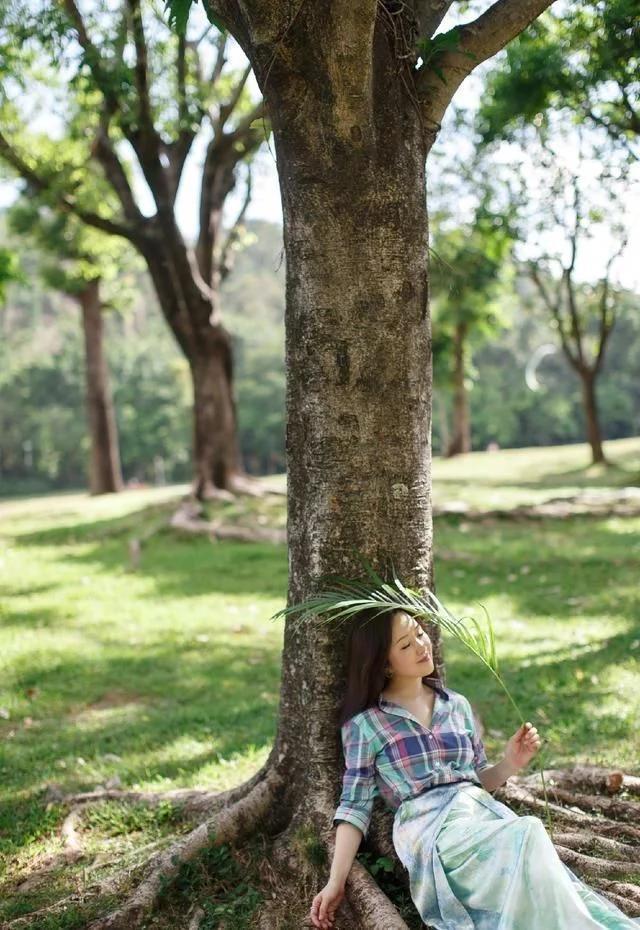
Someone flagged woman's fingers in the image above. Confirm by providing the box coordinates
[311,893,335,929]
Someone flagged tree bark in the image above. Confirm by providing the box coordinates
[77,279,123,495]
[446,321,471,456]
[238,14,443,916]
[580,369,606,465]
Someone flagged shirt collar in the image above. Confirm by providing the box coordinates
[377,677,450,710]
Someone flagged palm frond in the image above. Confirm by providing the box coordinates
[270,573,502,678]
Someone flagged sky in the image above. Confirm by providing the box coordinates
[1,21,637,292]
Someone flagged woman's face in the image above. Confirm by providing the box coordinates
[387,611,435,679]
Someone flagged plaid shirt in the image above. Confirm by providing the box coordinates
[333,681,491,838]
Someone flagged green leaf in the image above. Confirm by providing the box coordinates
[164,0,193,35]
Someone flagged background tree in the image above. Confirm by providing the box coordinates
[431,200,514,456]
[0,0,266,497]
[6,184,139,493]
[68,1,561,928]
[497,127,631,465]
[477,0,640,157]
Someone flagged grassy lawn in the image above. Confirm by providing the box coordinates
[0,438,638,927]
[431,435,640,509]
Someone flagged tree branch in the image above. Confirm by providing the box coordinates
[414,1,455,41]
[594,237,627,371]
[228,99,266,146]
[62,0,121,114]
[177,33,188,130]
[0,131,135,241]
[213,63,252,134]
[196,99,265,284]
[528,261,578,369]
[126,0,157,142]
[563,266,585,370]
[219,164,252,282]
[417,0,555,145]
[92,120,145,227]
[209,31,228,86]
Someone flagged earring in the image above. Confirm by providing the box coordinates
[384,667,392,678]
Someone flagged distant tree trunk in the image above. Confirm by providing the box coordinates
[77,279,123,495]
[190,329,243,497]
[446,321,471,456]
[580,369,606,465]
[141,232,245,498]
[435,391,451,457]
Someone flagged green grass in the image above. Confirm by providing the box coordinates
[0,438,639,926]
[432,435,640,509]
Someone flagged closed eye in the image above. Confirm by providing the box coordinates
[402,631,426,649]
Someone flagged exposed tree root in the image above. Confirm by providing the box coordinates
[552,831,639,860]
[66,786,223,817]
[85,766,283,930]
[170,500,286,543]
[66,750,273,817]
[343,859,412,930]
[498,782,640,842]
[434,488,640,520]
[499,767,640,917]
[225,473,273,497]
[196,473,276,501]
[554,845,639,883]
[187,904,206,929]
[522,766,640,797]
[14,764,640,929]
[524,782,640,822]
[60,807,83,862]
[6,890,91,929]
[598,881,640,906]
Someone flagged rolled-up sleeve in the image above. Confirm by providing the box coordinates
[333,717,379,839]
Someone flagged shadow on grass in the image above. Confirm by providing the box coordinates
[11,499,182,547]
[0,637,282,860]
[434,514,640,625]
[11,498,288,600]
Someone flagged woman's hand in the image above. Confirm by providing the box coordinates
[309,879,345,929]
[504,721,542,771]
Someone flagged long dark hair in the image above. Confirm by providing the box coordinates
[337,608,440,728]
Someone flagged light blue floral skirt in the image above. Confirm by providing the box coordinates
[392,781,640,930]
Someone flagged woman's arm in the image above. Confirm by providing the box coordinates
[479,721,542,792]
[309,823,362,928]
[329,821,364,885]
[478,756,520,792]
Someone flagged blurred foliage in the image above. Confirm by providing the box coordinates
[431,196,516,385]
[0,219,284,492]
[478,0,640,155]
[0,245,21,304]
[1,216,638,491]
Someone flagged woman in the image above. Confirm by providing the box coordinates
[309,608,640,930]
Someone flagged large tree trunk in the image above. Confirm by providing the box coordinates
[78,279,123,495]
[446,320,471,457]
[140,232,246,498]
[238,21,441,928]
[580,369,606,465]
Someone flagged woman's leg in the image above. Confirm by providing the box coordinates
[434,791,640,930]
